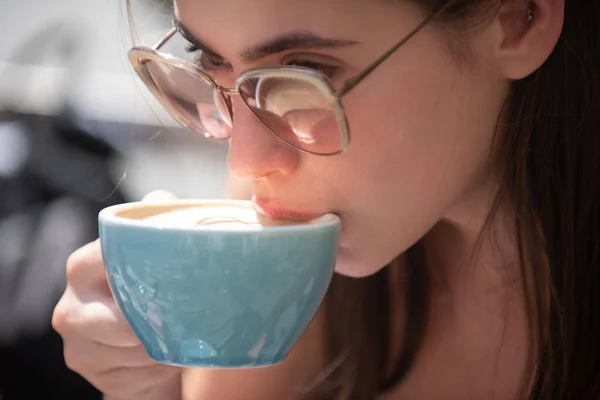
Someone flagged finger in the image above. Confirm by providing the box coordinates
[91,363,181,400]
[54,288,141,347]
[63,338,156,374]
[142,190,178,202]
[65,239,108,292]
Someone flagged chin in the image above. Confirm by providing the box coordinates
[333,247,388,278]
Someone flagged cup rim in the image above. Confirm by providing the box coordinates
[99,199,341,233]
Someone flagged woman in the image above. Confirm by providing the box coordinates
[52,0,600,398]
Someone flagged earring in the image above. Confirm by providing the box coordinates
[526,2,535,24]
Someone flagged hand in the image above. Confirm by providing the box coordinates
[53,191,182,400]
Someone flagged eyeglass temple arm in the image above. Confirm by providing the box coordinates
[152,27,178,51]
[336,0,455,98]
[150,4,453,94]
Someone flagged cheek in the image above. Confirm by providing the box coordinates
[330,46,503,277]
[333,195,442,278]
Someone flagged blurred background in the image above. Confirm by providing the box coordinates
[0,0,229,398]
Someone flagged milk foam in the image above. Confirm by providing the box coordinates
[143,206,261,229]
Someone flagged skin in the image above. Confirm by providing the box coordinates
[52,0,565,399]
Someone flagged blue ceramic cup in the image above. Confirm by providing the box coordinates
[98,199,340,368]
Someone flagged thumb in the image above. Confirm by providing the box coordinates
[142,190,178,202]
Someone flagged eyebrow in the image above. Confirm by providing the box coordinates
[174,19,359,64]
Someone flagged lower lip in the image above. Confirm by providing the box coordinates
[252,197,324,221]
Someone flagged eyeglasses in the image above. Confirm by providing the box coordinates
[128,1,452,156]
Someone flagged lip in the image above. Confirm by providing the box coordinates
[252,196,326,221]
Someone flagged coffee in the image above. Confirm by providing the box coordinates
[112,202,307,229]
[143,206,259,229]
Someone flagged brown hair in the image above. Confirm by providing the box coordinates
[321,0,600,398]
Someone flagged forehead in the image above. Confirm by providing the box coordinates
[173,0,419,55]
[174,0,377,24]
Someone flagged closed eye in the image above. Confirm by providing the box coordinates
[184,43,230,71]
[283,59,340,79]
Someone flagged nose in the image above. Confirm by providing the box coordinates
[227,97,299,181]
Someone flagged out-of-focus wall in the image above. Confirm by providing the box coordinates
[0,0,229,200]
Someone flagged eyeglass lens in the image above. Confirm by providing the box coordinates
[141,59,344,154]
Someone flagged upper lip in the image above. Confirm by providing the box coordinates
[252,196,326,221]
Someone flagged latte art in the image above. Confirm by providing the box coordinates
[143,206,261,229]
[194,215,260,227]
[110,201,329,229]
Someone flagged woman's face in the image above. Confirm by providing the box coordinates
[174,0,509,277]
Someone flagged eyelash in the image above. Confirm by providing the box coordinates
[184,44,340,78]
[184,44,228,71]
[283,59,339,79]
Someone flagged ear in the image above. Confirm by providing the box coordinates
[491,0,565,80]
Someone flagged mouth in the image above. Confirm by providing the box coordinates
[252,195,329,221]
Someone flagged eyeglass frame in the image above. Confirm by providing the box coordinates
[127,0,454,156]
